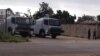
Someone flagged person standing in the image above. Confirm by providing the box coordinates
[93,30,96,40]
[88,29,91,40]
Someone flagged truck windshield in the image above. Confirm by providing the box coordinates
[44,19,60,26]
[49,19,61,26]
[11,17,30,24]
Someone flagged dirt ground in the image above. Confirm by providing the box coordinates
[0,36,100,56]
[28,36,100,56]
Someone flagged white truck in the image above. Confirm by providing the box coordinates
[33,17,63,39]
[6,16,34,37]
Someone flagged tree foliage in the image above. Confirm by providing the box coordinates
[33,2,54,19]
[33,2,76,24]
[52,10,76,24]
[97,15,100,21]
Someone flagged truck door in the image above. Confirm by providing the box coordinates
[43,19,49,34]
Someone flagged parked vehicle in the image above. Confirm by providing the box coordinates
[6,16,34,37]
[33,17,63,39]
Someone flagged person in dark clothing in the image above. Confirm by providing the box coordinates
[93,30,96,40]
[88,29,91,40]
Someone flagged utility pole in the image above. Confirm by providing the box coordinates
[5,9,8,33]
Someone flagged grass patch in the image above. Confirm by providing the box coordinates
[0,33,29,42]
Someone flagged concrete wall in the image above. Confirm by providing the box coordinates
[62,24,98,39]
[96,25,100,38]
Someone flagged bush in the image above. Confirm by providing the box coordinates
[0,33,29,42]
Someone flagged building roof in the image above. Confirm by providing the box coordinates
[80,20,100,25]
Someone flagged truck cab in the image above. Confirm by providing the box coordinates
[7,16,34,37]
[33,17,63,39]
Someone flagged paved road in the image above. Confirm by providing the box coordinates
[0,36,100,56]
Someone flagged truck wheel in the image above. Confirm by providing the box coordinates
[21,34,27,37]
[39,30,46,38]
[29,31,33,38]
[35,34,40,37]
[20,32,27,37]
[8,27,15,35]
[51,35,56,39]
[29,34,32,38]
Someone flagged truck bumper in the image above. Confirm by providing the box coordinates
[48,28,63,35]
[15,27,34,34]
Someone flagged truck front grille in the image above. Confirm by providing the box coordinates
[49,28,61,34]
[16,24,33,31]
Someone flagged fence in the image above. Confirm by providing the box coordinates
[61,24,98,39]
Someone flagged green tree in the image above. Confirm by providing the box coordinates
[52,10,76,24]
[56,10,63,19]
[51,10,62,19]
[97,15,100,21]
[67,15,76,24]
[33,2,76,24]
[33,2,54,19]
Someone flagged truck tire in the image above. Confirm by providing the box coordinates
[28,34,32,38]
[51,35,56,39]
[35,34,40,37]
[39,30,46,38]
[8,27,15,35]
[20,32,27,37]
[21,34,27,37]
[30,31,34,37]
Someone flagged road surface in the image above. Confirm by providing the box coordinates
[0,36,100,56]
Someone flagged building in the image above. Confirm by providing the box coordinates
[0,8,14,23]
[0,8,14,33]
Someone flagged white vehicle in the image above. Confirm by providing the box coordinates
[6,16,34,37]
[33,17,63,39]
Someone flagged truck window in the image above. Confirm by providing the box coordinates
[44,19,49,25]
[15,17,26,24]
[11,17,16,24]
[49,19,61,26]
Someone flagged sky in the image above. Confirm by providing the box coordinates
[0,0,100,17]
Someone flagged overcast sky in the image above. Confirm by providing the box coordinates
[0,0,100,17]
